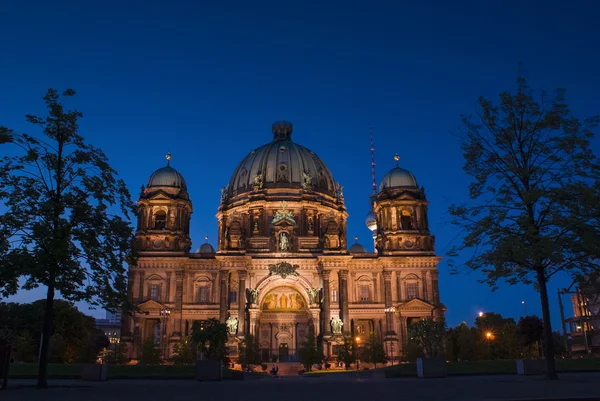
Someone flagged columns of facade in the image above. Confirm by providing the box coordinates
[138,271,145,302]
[219,270,229,322]
[237,271,247,336]
[175,271,184,334]
[338,270,350,334]
[321,269,331,336]
[383,270,395,335]
[165,271,172,303]
[421,270,428,300]
[426,271,434,304]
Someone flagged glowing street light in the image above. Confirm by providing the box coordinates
[521,301,527,316]
[485,331,493,359]
[478,311,484,318]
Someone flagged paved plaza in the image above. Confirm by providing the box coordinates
[3,373,600,401]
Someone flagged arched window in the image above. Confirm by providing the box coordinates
[154,210,166,230]
[356,275,373,302]
[403,273,420,300]
[401,209,413,230]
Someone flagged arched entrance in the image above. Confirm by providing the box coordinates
[257,285,312,362]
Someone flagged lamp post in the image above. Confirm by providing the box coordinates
[522,301,527,316]
[355,337,360,370]
[485,331,492,359]
[478,311,484,318]
[384,306,396,365]
[160,307,171,360]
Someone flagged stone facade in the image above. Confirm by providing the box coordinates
[121,121,445,362]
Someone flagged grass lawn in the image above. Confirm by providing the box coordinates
[384,358,600,378]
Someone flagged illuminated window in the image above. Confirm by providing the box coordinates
[406,283,418,299]
[356,325,365,334]
[331,289,338,303]
[198,286,209,303]
[229,291,237,303]
[401,210,413,230]
[150,284,160,301]
[154,210,166,230]
[360,285,370,302]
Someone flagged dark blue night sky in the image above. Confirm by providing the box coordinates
[2,0,599,329]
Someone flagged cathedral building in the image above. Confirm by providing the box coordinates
[121,121,445,362]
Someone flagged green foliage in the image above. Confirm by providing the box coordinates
[104,342,129,365]
[403,338,425,362]
[0,299,104,363]
[298,331,322,371]
[139,338,161,365]
[171,336,195,365]
[13,330,37,362]
[362,332,387,368]
[518,315,544,358]
[454,323,478,361]
[0,89,136,387]
[407,319,446,357]
[190,319,228,363]
[48,333,67,363]
[237,333,261,370]
[337,336,357,370]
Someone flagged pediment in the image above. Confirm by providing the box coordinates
[398,298,435,312]
[138,299,164,312]
[397,192,419,200]
[146,192,175,201]
[272,216,296,227]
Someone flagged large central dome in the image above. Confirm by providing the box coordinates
[226,121,336,198]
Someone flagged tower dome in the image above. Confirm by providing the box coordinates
[348,236,367,253]
[226,121,336,199]
[147,153,187,189]
[379,154,418,192]
[365,210,377,232]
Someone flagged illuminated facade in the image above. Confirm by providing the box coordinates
[121,121,445,362]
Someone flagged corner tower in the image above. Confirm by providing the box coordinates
[135,153,193,254]
[374,154,433,255]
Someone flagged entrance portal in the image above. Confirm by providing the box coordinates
[278,343,289,361]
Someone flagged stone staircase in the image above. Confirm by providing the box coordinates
[273,362,303,376]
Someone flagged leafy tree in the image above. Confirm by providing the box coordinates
[298,331,323,372]
[139,338,161,365]
[362,332,387,368]
[191,319,228,363]
[407,319,446,358]
[455,323,477,361]
[448,75,600,379]
[518,315,544,358]
[171,336,195,365]
[237,333,261,371]
[105,342,129,365]
[13,330,37,362]
[337,336,357,370]
[48,333,67,363]
[0,89,136,387]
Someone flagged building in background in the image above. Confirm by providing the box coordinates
[121,121,445,362]
[566,278,600,354]
[96,311,121,344]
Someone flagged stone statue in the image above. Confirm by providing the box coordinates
[302,172,312,190]
[307,288,320,304]
[330,317,343,335]
[220,187,228,203]
[307,216,314,232]
[246,288,259,304]
[226,316,238,336]
[253,173,263,190]
[279,232,289,251]
[335,182,344,202]
[253,221,259,234]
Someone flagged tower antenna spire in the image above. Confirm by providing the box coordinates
[370,125,377,195]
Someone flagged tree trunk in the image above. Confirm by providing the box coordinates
[36,283,55,389]
[536,268,558,380]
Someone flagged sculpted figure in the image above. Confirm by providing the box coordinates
[226,316,238,336]
[280,232,289,251]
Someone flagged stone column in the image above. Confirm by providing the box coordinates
[237,271,247,336]
[421,270,428,300]
[175,271,184,334]
[426,271,434,303]
[383,270,395,335]
[321,269,331,336]
[165,271,172,303]
[338,270,350,334]
[219,270,229,322]
[138,271,145,302]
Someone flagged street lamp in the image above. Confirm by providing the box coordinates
[355,337,360,370]
[522,301,527,316]
[160,307,171,360]
[384,306,396,365]
[478,311,484,318]
[485,331,493,359]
